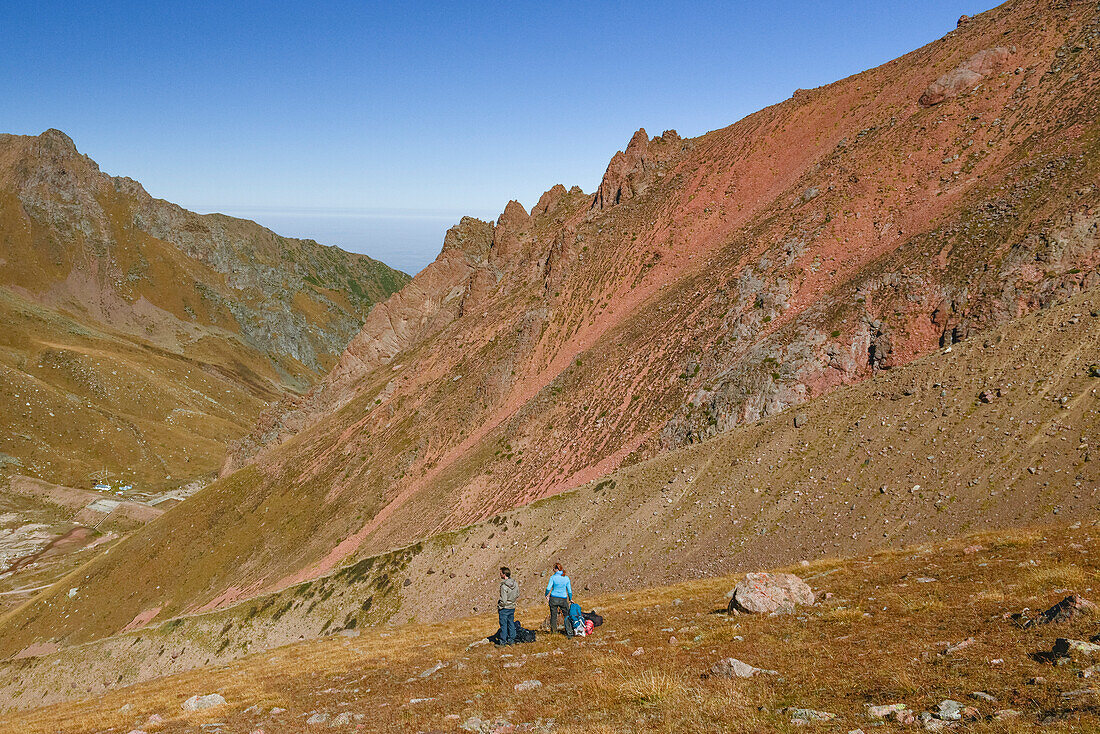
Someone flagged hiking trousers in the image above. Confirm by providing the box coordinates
[548,595,572,636]
[498,607,516,645]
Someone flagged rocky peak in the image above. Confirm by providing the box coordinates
[497,199,530,231]
[491,200,530,265]
[441,216,494,263]
[36,128,79,156]
[591,127,683,211]
[532,184,567,218]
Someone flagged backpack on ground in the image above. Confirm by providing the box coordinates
[582,610,604,627]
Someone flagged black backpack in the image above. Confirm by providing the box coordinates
[487,621,537,645]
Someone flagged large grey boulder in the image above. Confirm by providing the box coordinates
[709,657,777,678]
[181,693,226,711]
[728,572,815,614]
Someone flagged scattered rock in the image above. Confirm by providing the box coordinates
[181,694,226,712]
[867,703,908,718]
[330,712,354,726]
[514,679,542,692]
[306,713,329,725]
[942,637,975,655]
[993,709,1021,720]
[936,700,965,721]
[892,710,917,725]
[409,697,437,704]
[419,661,446,678]
[1053,638,1100,659]
[631,647,644,656]
[969,691,996,702]
[918,713,956,732]
[1036,595,1097,625]
[708,657,778,678]
[337,629,359,638]
[728,572,815,614]
[786,707,835,724]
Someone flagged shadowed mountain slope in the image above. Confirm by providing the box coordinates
[1,0,1098,655]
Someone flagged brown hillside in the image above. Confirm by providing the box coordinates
[0,131,409,489]
[1,0,1098,655]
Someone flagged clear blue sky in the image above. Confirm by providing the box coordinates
[3,1,995,272]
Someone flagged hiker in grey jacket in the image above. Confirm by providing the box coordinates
[497,566,519,646]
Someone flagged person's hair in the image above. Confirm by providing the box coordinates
[500,566,510,578]
[554,562,563,573]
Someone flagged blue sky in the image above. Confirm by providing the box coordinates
[3,1,995,273]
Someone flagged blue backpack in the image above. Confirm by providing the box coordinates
[568,602,584,628]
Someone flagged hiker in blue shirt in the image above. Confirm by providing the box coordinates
[544,562,574,636]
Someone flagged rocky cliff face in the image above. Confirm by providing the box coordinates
[3,0,1099,654]
[0,131,409,488]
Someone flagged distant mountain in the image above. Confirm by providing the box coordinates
[0,130,409,490]
[2,0,1098,660]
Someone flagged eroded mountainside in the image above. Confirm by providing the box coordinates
[0,130,409,489]
[1,286,1095,696]
[1,0,1098,655]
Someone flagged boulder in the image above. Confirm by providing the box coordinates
[181,693,226,711]
[1036,595,1097,625]
[919,47,1011,106]
[935,700,964,721]
[1053,638,1100,659]
[728,572,815,614]
[867,703,908,719]
[709,657,778,678]
[786,707,835,724]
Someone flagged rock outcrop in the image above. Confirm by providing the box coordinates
[919,47,1012,106]
[591,128,685,210]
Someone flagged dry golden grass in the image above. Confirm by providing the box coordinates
[1024,563,1094,592]
[5,522,1100,733]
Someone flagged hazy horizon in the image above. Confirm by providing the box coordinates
[199,205,501,275]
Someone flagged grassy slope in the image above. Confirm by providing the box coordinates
[4,522,1100,733]
[0,287,271,491]
[0,285,1096,704]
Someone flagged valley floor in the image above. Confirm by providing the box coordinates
[5,521,1100,733]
